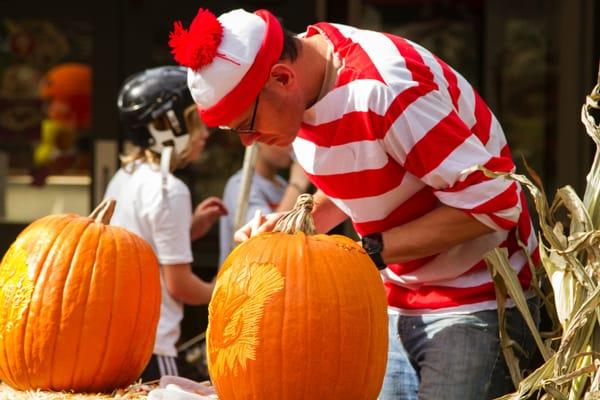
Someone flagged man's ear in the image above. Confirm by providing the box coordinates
[268,63,296,89]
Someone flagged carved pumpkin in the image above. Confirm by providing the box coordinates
[207,194,388,400]
[0,198,161,393]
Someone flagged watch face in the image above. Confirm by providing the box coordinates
[363,234,383,254]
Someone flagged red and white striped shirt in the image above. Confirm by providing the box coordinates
[293,22,539,314]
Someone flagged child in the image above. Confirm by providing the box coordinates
[104,65,227,381]
[219,143,309,265]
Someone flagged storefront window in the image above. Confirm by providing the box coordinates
[0,19,92,222]
[496,17,555,188]
[356,0,557,187]
[358,0,483,87]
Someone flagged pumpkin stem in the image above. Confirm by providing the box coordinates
[89,197,116,224]
[273,193,317,235]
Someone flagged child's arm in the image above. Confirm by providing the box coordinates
[162,263,215,305]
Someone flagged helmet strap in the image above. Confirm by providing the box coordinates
[160,146,174,197]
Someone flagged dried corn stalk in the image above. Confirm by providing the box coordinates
[481,65,600,400]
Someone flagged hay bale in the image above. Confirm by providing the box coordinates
[0,383,152,399]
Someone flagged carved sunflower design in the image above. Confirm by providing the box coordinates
[207,262,284,377]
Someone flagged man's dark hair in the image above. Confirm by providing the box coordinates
[280,29,300,62]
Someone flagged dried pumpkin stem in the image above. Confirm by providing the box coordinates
[273,193,317,235]
[89,197,116,224]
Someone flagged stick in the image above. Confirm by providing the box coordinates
[233,143,259,232]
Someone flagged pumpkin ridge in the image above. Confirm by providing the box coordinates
[0,245,28,387]
[109,231,144,385]
[49,219,94,388]
[19,216,74,389]
[278,242,289,400]
[88,226,118,391]
[67,222,101,389]
[356,246,373,398]
[25,217,82,389]
[300,233,310,400]
[0,231,35,386]
[134,238,161,375]
[28,216,76,283]
[141,237,161,376]
[325,243,343,396]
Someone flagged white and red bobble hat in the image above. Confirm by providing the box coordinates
[169,8,283,127]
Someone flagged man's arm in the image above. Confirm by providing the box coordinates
[311,189,348,233]
[376,87,521,263]
[380,205,494,264]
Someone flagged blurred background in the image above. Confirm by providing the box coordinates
[0,0,598,379]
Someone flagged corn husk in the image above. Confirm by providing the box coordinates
[481,65,600,400]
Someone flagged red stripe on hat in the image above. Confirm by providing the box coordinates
[200,10,283,126]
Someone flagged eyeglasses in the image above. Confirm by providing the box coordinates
[219,94,260,135]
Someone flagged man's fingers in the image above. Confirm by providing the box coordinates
[233,227,250,243]
[255,213,283,235]
[234,212,286,243]
[250,210,263,237]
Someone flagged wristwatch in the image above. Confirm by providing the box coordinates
[361,232,387,270]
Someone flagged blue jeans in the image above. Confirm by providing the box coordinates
[380,299,539,400]
[379,313,419,400]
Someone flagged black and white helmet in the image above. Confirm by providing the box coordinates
[117,65,194,156]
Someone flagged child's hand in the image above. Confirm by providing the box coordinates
[191,197,228,240]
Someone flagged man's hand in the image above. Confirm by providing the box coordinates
[191,197,228,240]
[234,211,286,243]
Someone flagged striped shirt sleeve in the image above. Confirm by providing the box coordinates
[381,87,521,231]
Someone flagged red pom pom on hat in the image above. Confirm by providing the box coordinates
[169,8,223,71]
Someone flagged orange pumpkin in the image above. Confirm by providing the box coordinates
[0,198,161,393]
[207,194,388,400]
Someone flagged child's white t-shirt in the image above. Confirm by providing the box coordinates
[104,161,193,357]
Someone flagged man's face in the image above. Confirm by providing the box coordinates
[221,83,305,148]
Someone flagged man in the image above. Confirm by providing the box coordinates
[169,8,539,399]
